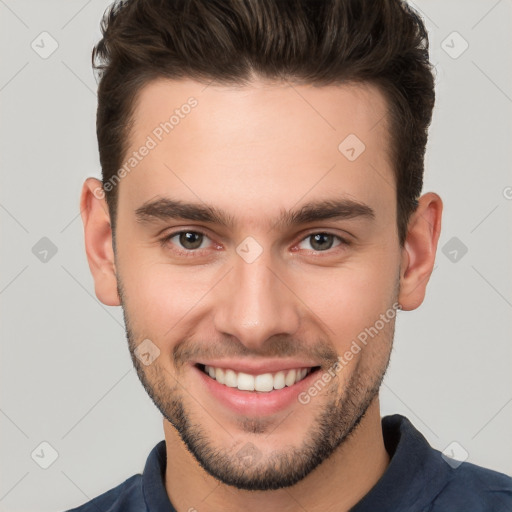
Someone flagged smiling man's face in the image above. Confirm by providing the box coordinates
[83,78,429,490]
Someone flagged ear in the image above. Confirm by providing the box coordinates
[80,177,120,306]
[398,192,443,311]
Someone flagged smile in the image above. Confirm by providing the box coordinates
[197,364,320,393]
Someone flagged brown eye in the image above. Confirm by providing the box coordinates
[297,233,344,252]
[161,230,211,253]
[310,233,334,251]
[178,231,204,250]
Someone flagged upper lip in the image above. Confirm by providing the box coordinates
[194,358,320,375]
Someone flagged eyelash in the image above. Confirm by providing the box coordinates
[159,230,351,257]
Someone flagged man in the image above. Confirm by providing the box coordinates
[71,0,512,510]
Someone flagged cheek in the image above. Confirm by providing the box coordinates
[296,257,398,346]
[118,251,214,341]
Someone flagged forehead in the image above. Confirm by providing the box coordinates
[119,77,394,224]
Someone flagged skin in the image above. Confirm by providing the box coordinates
[81,78,442,512]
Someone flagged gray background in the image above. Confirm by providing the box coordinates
[1,1,511,511]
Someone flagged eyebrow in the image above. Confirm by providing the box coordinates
[135,196,375,230]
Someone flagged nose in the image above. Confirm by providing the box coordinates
[213,249,300,352]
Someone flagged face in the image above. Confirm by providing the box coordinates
[111,78,404,490]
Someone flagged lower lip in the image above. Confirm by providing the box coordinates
[193,364,320,416]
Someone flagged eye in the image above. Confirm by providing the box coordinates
[159,230,349,257]
[297,232,346,252]
[161,230,212,252]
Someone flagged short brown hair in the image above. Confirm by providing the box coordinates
[92,0,435,246]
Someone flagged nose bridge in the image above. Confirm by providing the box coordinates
[213,247,300,349]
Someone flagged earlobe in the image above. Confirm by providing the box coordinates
[80,177,121,306]
[398,192,443,311]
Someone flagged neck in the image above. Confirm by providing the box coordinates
[164,397,389,512]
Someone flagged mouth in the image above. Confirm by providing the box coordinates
[193,361,324,416]
[195,363,322,393]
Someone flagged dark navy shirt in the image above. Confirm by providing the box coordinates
[65,414,512,511]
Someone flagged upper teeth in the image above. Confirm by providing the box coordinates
[204,365,311,392]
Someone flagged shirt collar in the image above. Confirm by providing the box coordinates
[142,440,176,512]
[349,414,452,511]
